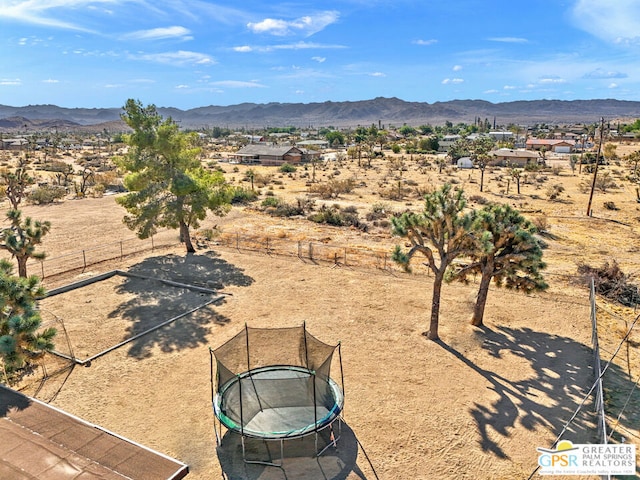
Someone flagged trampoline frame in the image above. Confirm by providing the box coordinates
[209,324,345,468]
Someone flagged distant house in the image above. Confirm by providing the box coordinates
[297,139,329,149]
[232,145,305,166]
[488,131,515,141]
[438,134,461,152]
[489,148,540,167]
[526,138,575,153]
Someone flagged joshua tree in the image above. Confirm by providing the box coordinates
[392,184,474,340]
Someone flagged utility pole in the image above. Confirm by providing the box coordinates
[586,117,605,217]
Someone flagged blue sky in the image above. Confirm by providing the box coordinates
[1,0,640,109]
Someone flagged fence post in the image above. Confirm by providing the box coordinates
[309,242,313,261]
[266,237,270,255]
[40,260,45,279]
[236,232,240,251]
[298,241,302,258]
[151,235,154,251]
[120,241,124,261]
[82,250,86,272]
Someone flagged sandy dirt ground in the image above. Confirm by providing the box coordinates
[6,146,640,479]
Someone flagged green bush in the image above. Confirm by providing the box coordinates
[229,186,258,204]
[279,163,297,173]
[28,185,67,204]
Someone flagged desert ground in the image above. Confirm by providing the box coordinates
[6,144,640,479]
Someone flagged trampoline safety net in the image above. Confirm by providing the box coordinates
[211,324,343,440]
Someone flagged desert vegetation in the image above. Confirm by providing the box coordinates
[0,111,639,478]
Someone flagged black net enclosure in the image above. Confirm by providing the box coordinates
[209,324,344,466]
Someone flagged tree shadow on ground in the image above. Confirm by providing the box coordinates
[217,422,374,480]
[437,325,600,459]
[110,251,254,359]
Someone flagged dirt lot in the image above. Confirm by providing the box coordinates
[7,145,640,479]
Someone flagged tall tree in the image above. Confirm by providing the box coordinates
[0,210,51,278]
[0,260,55,375]
[447,203,547,326]
[116,99,232,253]
[392,184,474,340]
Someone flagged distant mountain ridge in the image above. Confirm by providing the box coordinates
[2,97,640,131]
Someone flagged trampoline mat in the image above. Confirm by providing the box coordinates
[215,366,343,439]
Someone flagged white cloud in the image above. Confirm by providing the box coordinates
[132,50,216,66]
[233,45,253,52]
[414,39,437,46]
[572,0,640,45]
[42,78,59,83]
[503,85,516,90]
[0,0,122,31]
[175,84,189,89]
[210,80,265,88]
[0,78,21,85]
[369,72,385,77]
[538,76,566,84]
[583,68,628,79]
[484,89,499,94]
[609,82,619,89]
[488,37,528,43]
[122,26,193,42]
[442,78,464,84]
[452,65,463,71]
[312,56,326,63]
[247,11,339,37]
[245,42,346,52]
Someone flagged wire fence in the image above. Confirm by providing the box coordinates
[589,278,610,480]
[26,229,180,280]
[212,231,431,276]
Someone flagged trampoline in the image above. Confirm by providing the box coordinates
[210,324,344,466]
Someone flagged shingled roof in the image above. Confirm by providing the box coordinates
[0,385,189,480]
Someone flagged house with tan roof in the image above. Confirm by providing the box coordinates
[525,138,575,153]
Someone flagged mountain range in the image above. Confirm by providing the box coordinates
[2,97,640,132]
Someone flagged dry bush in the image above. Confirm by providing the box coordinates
[308,177,356,199]
[576,260,640,307]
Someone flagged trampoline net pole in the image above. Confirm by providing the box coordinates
[209,348,221,446]
[244,325,264,413]
[338,342,345,418]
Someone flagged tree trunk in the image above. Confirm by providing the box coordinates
[480,169,485,192]
[472,263,493,326]
[17,256,27,278]
[426,271,445,340]
[180,221,195,253]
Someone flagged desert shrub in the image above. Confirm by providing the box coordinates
[308,177,356,199]
[199,227,221,241]
[342,205,358,214]
[308,205,364,229]
[468,194,489,205]
[230,186,259,204]
[254,173,273,187]
[91,184,106,198]
[595,172,617,192]
[366,202,391,221]
[576,260,640,307]
[261,196,309,217]
[261,196,281,208]
[546,184,565,201]
[603,201,619,211]
[532,216,548,233]
[28,185,67,204]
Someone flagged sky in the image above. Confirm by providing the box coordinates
[1,0,640,109]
